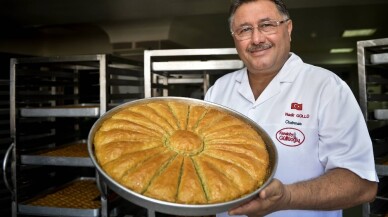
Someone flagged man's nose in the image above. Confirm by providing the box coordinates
[251,27,265,43]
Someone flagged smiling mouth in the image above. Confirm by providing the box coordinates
[247,43,273,53]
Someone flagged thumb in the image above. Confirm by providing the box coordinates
[259,179,283,199]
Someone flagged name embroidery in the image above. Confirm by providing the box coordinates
[285,112,310,119]
[285,120,302,126]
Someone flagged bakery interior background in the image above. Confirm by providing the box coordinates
[0,0,387,64]
[2,0,387,96]
[0,0,387,216]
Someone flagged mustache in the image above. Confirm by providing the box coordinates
[247,43,273,52]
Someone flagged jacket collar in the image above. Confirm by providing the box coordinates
[235,52,303,84]
[235,53,303,104]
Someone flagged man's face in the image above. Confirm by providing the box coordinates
[231,0,292,75]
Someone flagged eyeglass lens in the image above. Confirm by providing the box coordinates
[234,19,288,40]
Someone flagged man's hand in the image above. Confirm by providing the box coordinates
[228,169,377,217]
[228,179,291,217]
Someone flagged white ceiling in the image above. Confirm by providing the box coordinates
[1,0,388,65]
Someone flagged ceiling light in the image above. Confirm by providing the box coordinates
[330,48,354,54]
[342,29,376,37]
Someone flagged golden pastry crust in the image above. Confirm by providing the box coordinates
[93,100,270,204]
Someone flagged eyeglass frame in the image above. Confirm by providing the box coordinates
[231,18,290,40]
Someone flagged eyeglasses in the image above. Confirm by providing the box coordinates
[231,18,290,41]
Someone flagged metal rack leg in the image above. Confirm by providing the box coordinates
[96,171,109,217]
[362,203,370,217]
[147,208,156,217]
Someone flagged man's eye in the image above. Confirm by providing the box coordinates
[238,27,253,34]
[260,22,275,28]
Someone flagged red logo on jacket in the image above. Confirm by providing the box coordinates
[291,102,303,110]
[276,128,305,147]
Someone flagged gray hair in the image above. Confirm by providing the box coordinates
[228,0,290,30]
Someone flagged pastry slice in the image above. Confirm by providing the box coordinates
[204,124,260,140]
[177,157,207,204]
[144,155,184,202]
[102,147,166,181]
[192,155,241,203]
[96,140,163,166]
[205,134,265,147]
[195,109,225,134]
[201,115,248,135]
[99,118,162,137]
[128,105,175,135]
[147,102,180,130]
[205,143,267,161]
[168,101,189,130]
[120,150,177,193]
[204,149,269,186]
[112,110,167,135]
[187,105,208,131]
[94,129,160,148]
[198,154,256,195]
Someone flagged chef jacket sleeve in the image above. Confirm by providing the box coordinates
[317,77,378,182]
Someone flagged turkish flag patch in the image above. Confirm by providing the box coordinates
[291,102,303,110]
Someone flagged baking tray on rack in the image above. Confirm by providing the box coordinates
[20,104,100,117]
[375,109,388,120]
[21,141,93,167]
[375,164,388,176]
[376,156,388,176]
[18,177,101,217]
[369,176,388,217]
[371,53,388,64]
[373,138,388,159]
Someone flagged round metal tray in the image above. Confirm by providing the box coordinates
[88,97,278,216]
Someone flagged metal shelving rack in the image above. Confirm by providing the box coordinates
[5,54,144,217]
[0,78,12,216]
[357,38,388,217]
[143,48,244,98]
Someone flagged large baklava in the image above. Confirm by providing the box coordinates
[93,100,269,204]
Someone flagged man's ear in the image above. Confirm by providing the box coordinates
[287,20,293,41]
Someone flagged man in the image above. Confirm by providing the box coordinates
[204,0,378,216]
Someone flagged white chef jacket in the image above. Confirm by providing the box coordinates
[204,53,378,217]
